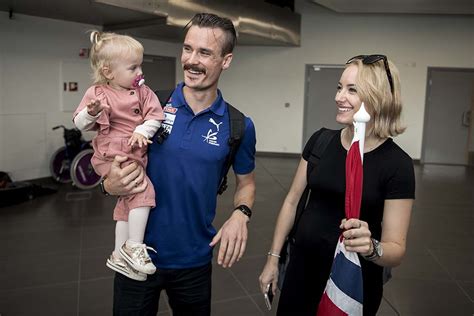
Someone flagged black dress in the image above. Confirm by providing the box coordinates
[277,129,415,316]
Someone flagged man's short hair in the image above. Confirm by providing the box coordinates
[186,13,237,56]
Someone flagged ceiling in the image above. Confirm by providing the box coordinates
[310,0,474,15]
[1,0,471,48]
[0,0,301,46]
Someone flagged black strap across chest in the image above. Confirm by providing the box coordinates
[288,128,338,239]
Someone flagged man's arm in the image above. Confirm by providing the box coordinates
[209,171,256,268]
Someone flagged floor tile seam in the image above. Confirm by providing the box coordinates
[455,283,474,303]
[381,295,401,316]
[246,289,267,296]
[255,159,290,193]
[0,228,84,236]
[248,292,265,298]
[426,248,457,280]
[228,269,265,315]
[427,246,474,252]
[211,294,258,305]
[0,280,80,293]
[0,250,81,258]
[0,275,115,295]
[78,276,114,283]
[79,244,118,252]
[427,248,474,303]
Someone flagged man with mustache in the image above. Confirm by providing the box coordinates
[102,13,257,315]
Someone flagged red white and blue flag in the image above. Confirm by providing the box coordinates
[317,104,370,316]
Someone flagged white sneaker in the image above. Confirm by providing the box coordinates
[106,255,147,281]
[120,242,157,275]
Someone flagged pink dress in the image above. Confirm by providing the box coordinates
[74,84,165,221]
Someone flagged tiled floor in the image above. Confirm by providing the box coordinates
[0,157,473,315]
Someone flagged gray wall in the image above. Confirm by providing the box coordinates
[1,1,473,180]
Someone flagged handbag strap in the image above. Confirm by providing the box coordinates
[287,128,338,239]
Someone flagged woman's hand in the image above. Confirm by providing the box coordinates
[340,218,373,256]
[258,256,279,296]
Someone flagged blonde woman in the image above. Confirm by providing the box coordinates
[73,31,165,281]
[259,55,415,316]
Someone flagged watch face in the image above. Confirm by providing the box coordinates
[375,240,383,257]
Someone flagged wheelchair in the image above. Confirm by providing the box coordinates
[50,125,101,189]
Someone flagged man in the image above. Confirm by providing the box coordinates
[102,13,256,315]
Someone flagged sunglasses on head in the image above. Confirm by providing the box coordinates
[346,54,394,94]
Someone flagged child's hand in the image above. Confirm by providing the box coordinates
[86,99,108,116]
[128,132,153,148]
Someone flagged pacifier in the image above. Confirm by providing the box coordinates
[132,74,145,88]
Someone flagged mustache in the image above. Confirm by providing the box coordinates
[183,64,206,74]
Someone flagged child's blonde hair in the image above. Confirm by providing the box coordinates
[89,30,144,85]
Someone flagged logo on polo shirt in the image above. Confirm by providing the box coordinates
[202,118,222,146]
[162,107,177,133]
[163,106,177,114]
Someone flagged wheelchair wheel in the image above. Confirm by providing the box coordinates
[49,146,72,183]
[70,149,102,189]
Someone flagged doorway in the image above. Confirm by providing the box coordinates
[142,54,176,91]
[303,65,344,147]
[421,68,474,165]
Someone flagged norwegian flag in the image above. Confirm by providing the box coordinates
[316,104,370,316]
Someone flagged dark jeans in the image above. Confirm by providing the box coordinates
[113,263,212,316]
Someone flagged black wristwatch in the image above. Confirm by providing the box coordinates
[235,204,252,220]
[99,178,109,196]
[363,238,383,261]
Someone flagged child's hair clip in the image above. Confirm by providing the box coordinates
[90,31,100,44]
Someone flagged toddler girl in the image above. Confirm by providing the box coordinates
[73,31,165,281]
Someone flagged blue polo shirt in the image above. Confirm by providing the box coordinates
[145,82,256,269]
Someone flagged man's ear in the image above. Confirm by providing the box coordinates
[102,66,114,80]
[222,53,233,70]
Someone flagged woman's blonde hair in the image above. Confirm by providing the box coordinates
[347,58,405,138]
[89,30,144,85]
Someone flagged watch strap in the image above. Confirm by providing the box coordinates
[235,204,252,219]
[99,177,109,196]
[363,238,381,261]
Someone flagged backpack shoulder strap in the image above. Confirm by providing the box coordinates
[227,103,245,145]
[217,102,245,195]
[288,128,338,238]
[154,89,175,108]
[306,128,338,177]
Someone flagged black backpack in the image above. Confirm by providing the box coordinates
[155,89,245,195]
